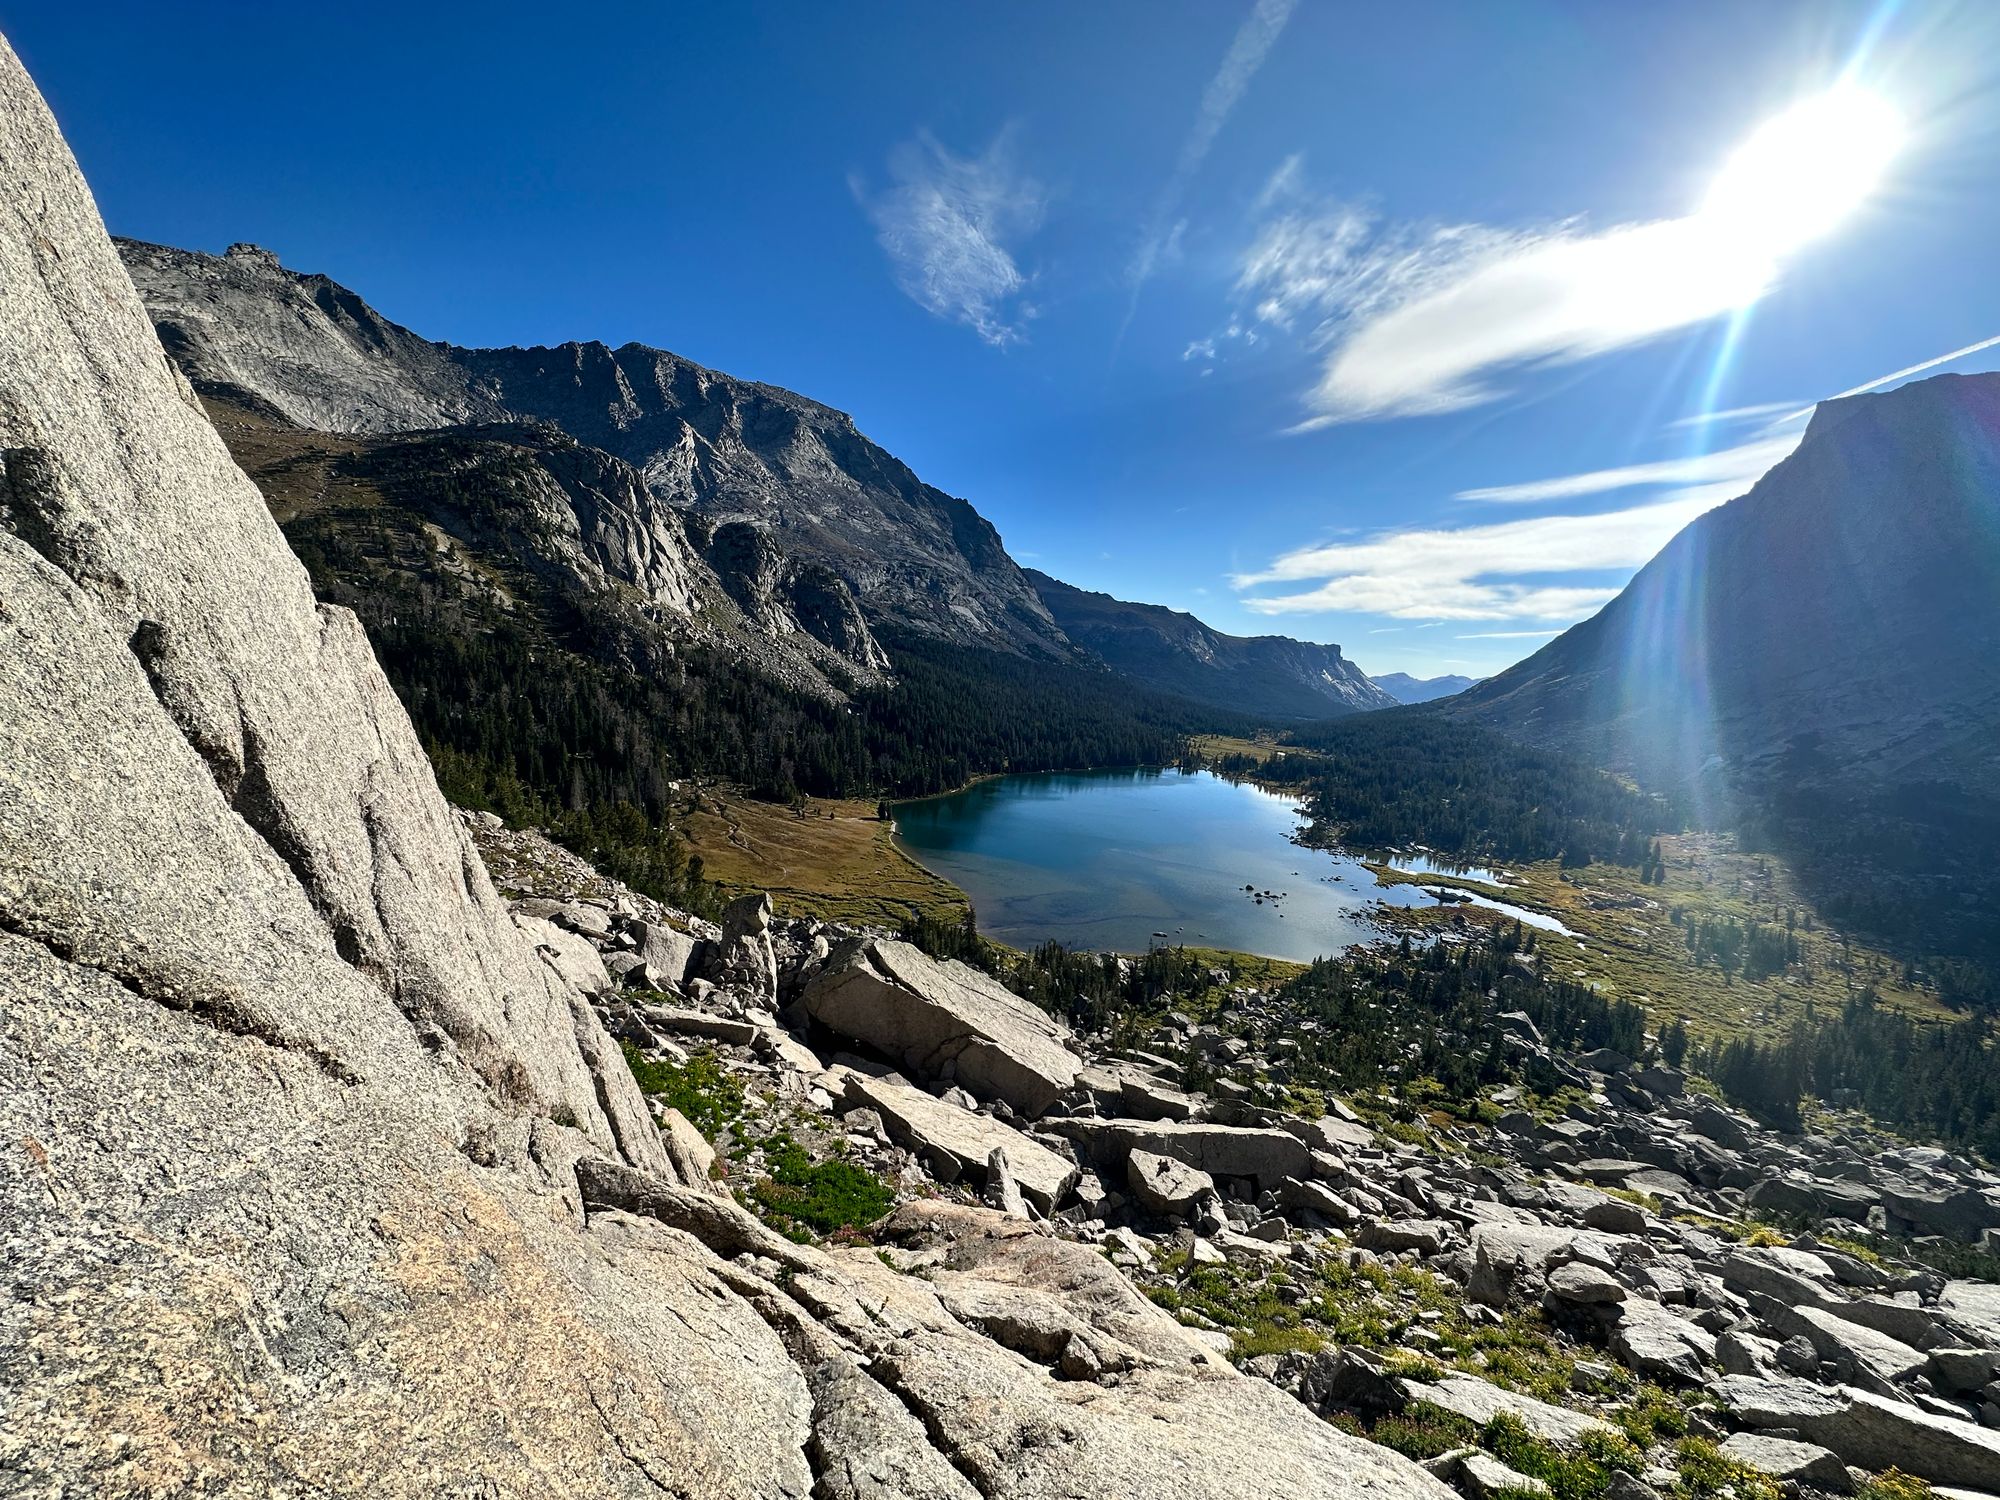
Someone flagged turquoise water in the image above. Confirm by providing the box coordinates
[892,767,1440,963]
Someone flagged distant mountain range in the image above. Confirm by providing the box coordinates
[1027,571,1390,719]
[1441,372,2000,960]
[119,239,1380,720]
[1370,672,1479,705]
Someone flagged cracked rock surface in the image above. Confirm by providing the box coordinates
[0,34,1455,1499]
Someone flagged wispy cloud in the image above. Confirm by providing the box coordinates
[1123,0,1297,335]
[1665,400,1803,431]
[1455,432,1801,503]
[1458,629,1563,640]
[1232,327,2000,629]
[855,131,1045,346]
[1231,488,1726,621]
[1218,88,1902,426]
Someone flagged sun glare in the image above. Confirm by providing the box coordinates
[1700,85,1904,254]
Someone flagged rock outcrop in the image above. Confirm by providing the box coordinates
[798,937,1084,1115]
[0,36,1461,1498]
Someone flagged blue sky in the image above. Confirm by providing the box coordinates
[12,0,2000,677]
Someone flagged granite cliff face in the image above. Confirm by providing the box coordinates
[0,36,1454,1497]
[1028,569,1393,720]
[211,396,887,696]
[120,236,1067,658]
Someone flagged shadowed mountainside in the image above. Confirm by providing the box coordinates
[1441,374,2000,960]
[1028,568,1392,720]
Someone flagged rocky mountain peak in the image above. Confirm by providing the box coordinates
[120,236,1068,657]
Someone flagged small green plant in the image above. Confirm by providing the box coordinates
[1481,1411,1637,1500]
[1856,1472,1936,1500]
[1380,1351,1446,1382]
[748,1133,895,1241]
[1616,1386,1691,1447]
[621,1042,744,1139]
[1673,1437,1782,1500]
[1352,1402,1479,1462]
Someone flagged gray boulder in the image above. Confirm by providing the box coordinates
[801,938,1081,1116]
[1608,1299,1715,1383]
[1717,1434,1853,1493]
[1050,1117,1317,1190]
[1467,1222,1621,1307]
[1127,1148,1217,1219]
[1356,1219,1455,1257]
[839,1069,1078,1214]
[1882,1185,2000,1243]
[1410,1375,1617,1447]
[1547,1261,1626,1305]
[1748,1175,1878,1221]
[1714,1376,2000,1489]
[632,920,705,990]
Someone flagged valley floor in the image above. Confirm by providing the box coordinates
[1366,832,1943,1041]
[484,813,2000,1500]
[682,787,967,929]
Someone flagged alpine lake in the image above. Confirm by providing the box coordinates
[891,766,1570,964]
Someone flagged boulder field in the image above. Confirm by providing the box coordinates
[9,27,2000,1500]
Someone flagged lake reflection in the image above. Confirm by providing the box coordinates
[892,767,1438,963]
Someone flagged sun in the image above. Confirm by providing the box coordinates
[1700,85,1904,254]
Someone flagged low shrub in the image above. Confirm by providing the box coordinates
[1673,1437,1782,1500]
[620,1042,744,1139]
[749,1133,895,1241]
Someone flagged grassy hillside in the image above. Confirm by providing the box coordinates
[1368,832,1945,1039]
[683,791,965,929]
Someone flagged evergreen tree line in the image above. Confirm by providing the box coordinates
[980,926,1647,1117]
[1699,994,2000,1154]
[1736,769,2000,991]
[1673,909,1803,984]
[289,505,1249,907]
[1211,712,1672,867]
[1275,933,1649,1106]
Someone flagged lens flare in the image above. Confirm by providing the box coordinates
[1701,85,1904,254]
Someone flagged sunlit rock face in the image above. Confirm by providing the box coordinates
[118,236,1067,659]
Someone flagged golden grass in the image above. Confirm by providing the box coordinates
[1174,945,1311,987]
[1370,830,1946,1040]
[684,790,968,929]
[1188,733,1324,767]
